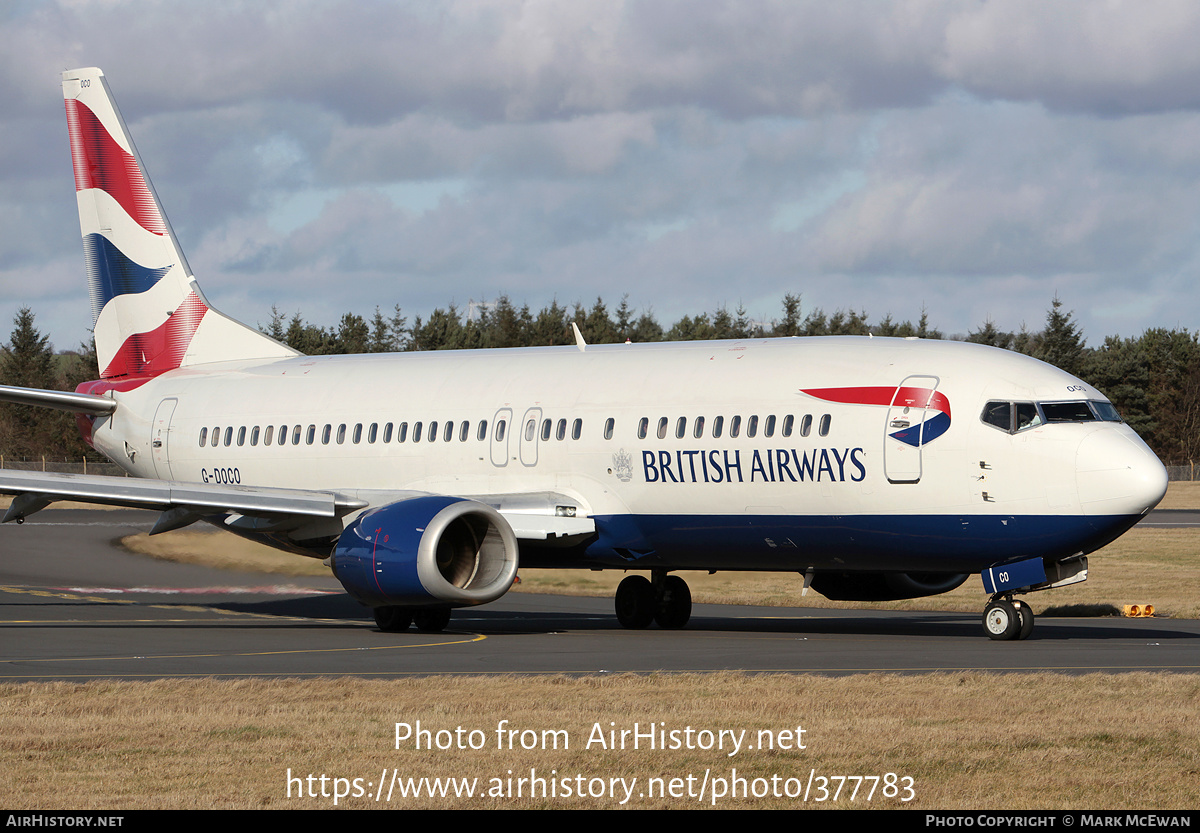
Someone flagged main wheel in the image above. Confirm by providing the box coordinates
[654,575,692,629]
[1016,602,1035,640]
[615,575,655,628]
[413,608,451,632]
[983,600,1021,640]
[374,605,412,632]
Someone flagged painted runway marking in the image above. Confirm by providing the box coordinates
[57,585,337,595]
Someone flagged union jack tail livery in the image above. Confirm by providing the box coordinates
[62,67,293,380]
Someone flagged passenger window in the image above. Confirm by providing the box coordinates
[366,423,376,443]
[800,415,812,437]
[730,416,741,438]
[198,427,207,447]
[443,421,453,442]
[675,417,686,439]
[211,427,219,447]
[747,415,758,438]
[818,414,831,436]
[572,418,582,440]
[782,415,793,437]
[657,417,668,439]
[693,416,705,439]
[429,421,440,442]
[556,419,566,441]
[477,420,487,441]
[397,422,408,443]
[413,421,422,443]
[638,418,648,440]
[250,426,259,446]
[604,417,614,440]
[541,419,552,441]
[237,427,246,446]
[460,420,469,442]
[322,425,332,445]
[224,427,233,446]
[293,425,302,445]
[712,415,724,438]
[383,422,393,443]
[264,425,273,445]
[525,419,536,442]
[350,424,360,444]
[306,425,315,445]
[496,420,506,441]
[765,415,776,438]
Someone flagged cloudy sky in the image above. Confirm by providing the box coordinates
[3,0,1200,351]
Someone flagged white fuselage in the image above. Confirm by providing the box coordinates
[85,335,1166,575]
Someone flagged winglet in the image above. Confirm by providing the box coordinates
[572,322,587,352]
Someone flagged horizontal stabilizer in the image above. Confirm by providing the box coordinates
[0,384,116,415]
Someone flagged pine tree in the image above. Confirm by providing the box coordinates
[967,318,1014,350]
[0,308,60,457]
[774,294,802,337]
[1035,296,1086,375]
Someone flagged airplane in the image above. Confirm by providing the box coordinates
[0,67,1169,641]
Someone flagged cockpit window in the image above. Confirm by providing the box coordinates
[983,399,1122,433]
[982,401,1011,432]
[981,401,1042,434]
[1016,403,1041,430]
[1090,401,1123,422]
[1041,401,1097,423]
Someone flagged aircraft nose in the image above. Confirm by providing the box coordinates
[1076,427,1168,516]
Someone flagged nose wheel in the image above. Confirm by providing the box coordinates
[983,597,1034,640]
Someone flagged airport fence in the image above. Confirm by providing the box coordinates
[1166,464,1200,482]
[0,457,127,477]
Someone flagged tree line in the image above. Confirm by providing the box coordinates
[3,294,1198,466]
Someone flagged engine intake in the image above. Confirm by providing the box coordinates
[331,496,519,608]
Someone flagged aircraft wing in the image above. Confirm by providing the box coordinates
[0,470,596,541]
[0,469,369,533]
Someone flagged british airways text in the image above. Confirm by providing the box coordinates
[642,448,867,484]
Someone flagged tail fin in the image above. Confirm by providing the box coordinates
[62,67,295,380]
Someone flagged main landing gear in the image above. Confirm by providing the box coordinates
[615,571,692,629]
[373,605,451,633]
[983,596,1035,641]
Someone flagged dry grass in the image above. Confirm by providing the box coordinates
[1155,480,1200,510]
[2,673,1198,810]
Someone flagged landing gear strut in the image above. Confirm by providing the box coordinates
[983,596,1034,641]
[615,572,692,629]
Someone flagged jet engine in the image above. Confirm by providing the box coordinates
[331,496,519,608]
[809,570,970,602]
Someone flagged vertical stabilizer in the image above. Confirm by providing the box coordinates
[62,67,295,379]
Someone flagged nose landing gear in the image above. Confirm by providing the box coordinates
[983,597,1034,640]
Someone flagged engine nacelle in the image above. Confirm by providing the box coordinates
[809,570,970,602]
[331,496,519,608]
